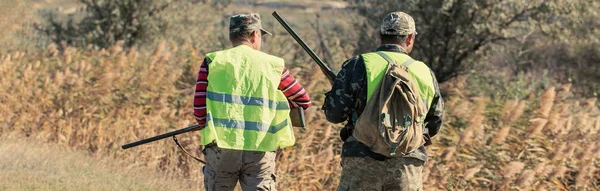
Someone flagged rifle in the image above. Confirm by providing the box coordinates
[271,11,336,83]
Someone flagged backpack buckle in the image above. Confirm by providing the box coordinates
[381,113,392,128]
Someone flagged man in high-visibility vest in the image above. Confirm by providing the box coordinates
[324,11,444,190]
[193,13,311,191]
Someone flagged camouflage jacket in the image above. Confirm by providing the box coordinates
[323,44,444,162]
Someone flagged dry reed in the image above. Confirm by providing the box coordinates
[516,169,536,187]
[463,164,483,180]
[508,101,527,124]
[2,45,599,190]
[538,87,556,118]
[528,118,548,137]
[502,161,525,179]
[490,126,510,145]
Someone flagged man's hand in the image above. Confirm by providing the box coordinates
[340,127,352,142]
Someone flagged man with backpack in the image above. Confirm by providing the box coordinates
[323,11,444,191]
[193,13,311,190]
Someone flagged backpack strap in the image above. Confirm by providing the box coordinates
[172,135,206,164]
[376,51,415,68]
[402,59,415,67]
[375,51,396,65]
[349,52,396,132]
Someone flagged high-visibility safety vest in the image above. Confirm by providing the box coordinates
[200,45,294,152]
[362,51,436,113]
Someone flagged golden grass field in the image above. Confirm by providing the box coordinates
[1,42,598,190]
[0,0,599,190]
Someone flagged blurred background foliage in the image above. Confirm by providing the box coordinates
[349,0,599,94]
[20,0,599,98]
[0,0,599,190]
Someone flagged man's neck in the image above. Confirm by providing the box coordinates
[376,44,409,54]
[233,42,255,50]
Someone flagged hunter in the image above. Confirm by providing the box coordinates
[193,13,311,191]
[324,11,444,191]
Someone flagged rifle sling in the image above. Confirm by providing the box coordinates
[172,135,206,164]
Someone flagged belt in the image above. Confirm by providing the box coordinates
[205,141,217,148]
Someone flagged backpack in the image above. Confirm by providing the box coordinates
[352,52,427,157]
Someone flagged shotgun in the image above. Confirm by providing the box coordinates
[272,11,336,83]
[121,124,201,149]
[122,106,305,150]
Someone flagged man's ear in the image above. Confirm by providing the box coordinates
[407,34,415,46]
[251,30,260,43]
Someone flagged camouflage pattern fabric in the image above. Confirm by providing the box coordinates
[229,13,272,36]
[337,156,424,191]
[203,145,277,191]
[323,44,444,162]
[380,11,417,36]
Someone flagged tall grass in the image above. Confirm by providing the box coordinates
[2,42,598,190]
[0,44,202,185]
[2,1,600,187]
[428,81,600,190]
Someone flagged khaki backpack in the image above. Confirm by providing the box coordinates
[353,52,427,157]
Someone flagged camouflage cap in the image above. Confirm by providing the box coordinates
[380,12,417,36]
[229,13,272,36]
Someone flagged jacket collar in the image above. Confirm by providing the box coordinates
[375,44,408,55]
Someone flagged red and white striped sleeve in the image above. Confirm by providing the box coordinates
[193,59,209,126]
[279,67,311,109]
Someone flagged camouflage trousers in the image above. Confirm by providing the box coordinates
[202,145,277,191]
[337,157,425,191]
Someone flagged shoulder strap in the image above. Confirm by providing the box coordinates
[402,59,415,67]
[172,135,206,164]
[375,51,396,65]
[375,51,415,67]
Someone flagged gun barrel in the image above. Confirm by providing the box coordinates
[272,11,336,82]
[121,124,202,149]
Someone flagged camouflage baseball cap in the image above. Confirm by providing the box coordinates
[380,12,417,36]
[229,13,272,36]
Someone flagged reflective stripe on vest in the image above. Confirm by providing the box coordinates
[201,45,295,152]
[206,113,289,133]
[207,91,290,110]
[362,51,436,113]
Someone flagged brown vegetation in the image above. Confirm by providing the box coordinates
[1,0,599,190]
[2,41,599,190]
[0,138,192,190]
